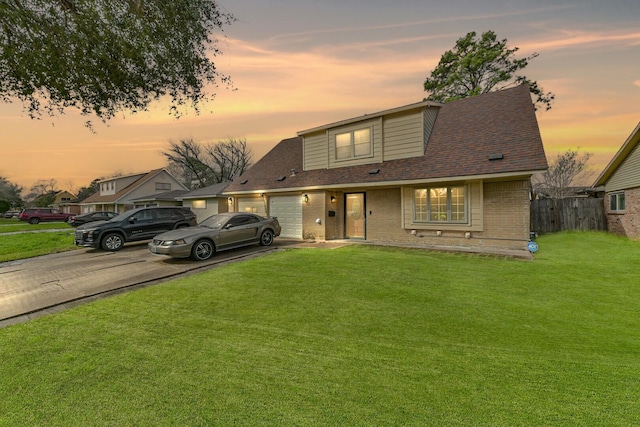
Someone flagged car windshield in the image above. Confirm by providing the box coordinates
[199,213,232,229]
[109,210,137,223]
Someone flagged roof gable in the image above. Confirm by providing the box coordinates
[594,122,640,187]
[80,168,187,204]
[226,85,547,193]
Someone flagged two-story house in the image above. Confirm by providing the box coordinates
[224,85,548,256]
[79,169,188,214]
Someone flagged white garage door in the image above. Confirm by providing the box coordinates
[238,198,266,216]
[270,196,303,239]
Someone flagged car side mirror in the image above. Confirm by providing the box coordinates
[129,217,137,223]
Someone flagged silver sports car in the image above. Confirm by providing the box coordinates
[148,212,282,261]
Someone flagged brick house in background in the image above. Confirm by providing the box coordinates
[224,85,548,257]
[593,122,640,240]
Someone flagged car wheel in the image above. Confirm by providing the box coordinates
[191,239,215,261]
[101,233,124,251]
[260,229,274,246]
[29,218,40,224]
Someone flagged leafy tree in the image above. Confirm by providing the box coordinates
[533,148,593,199]
[0,200,10,213]
[0,0,234,126]
[424,30,555,111]
[0,175,23,207]
[75,178,101,201]
[162,138,252,189]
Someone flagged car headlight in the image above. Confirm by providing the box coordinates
[170,239,187,245]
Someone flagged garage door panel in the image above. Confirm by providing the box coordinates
[270,196,302,239]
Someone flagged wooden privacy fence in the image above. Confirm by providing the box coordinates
[530,198,607,234]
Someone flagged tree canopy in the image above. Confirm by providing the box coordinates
[0,0,234,125]
[163,138,252,189]
[0,175,23,207]
[424,30,554,111]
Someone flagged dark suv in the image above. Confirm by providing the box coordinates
[74,207,197,251]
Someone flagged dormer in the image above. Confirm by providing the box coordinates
[298,100,441,171]
[98,173,145,196]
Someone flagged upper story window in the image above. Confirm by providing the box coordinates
[414,186,467,223]
[335,128,371,160]
[610,191,625,212]
[156,182,171,191]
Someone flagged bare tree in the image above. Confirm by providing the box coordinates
[162,138,252,189]
[25,179,59,206]
[533,148,593,199]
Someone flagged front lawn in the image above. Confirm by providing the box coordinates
[0,232,638,425]
[0,218,72,233]
[0,231,77,262]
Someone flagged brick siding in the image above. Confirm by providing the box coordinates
[311,180,532,253]
[605,186,640,240]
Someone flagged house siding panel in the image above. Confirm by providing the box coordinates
[382,111,424,160]
[605,143,640,192]
[303,132,328,170]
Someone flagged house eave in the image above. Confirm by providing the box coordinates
[593,121,640,187]
[224,170,542,195]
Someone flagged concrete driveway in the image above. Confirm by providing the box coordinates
[0,240,298,328]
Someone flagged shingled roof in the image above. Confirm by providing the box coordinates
[225,85,547,193]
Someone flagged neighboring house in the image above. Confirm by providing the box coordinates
[79,169,188,214]
[52,190,81,214]
[593,122,640,240]
[179,182,231,222]
[225,85,548,256]
[130,190,189,208]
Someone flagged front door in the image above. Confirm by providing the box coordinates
[345,193,365,239]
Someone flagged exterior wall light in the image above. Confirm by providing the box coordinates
[330,196,336,203]
[303,194,309,203]
[228,197,233,205]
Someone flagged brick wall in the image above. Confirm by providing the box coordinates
[605,186,640,240]
[362,180,532,252]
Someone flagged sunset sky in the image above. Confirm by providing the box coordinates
[1,0,638,193]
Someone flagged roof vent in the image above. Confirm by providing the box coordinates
[277,176,286,182]
[488,153,504,161]
[368,169,380,175]
[240,179,248,185]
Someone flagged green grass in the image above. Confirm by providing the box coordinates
[0,231,77,262]
[0,218,72,233]
[0,219,76,262]
[0,231,638,425]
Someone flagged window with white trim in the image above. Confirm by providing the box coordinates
[610,192,625,212]
[335,128,371,160]
[414,186,467,223]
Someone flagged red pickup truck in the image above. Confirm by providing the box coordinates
[18,208,74,224]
